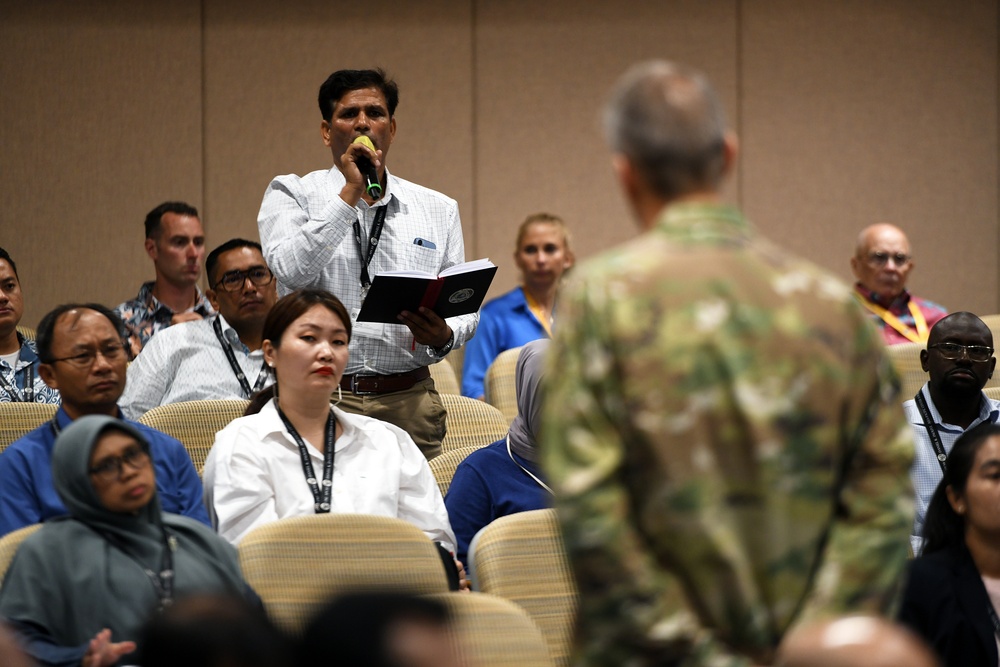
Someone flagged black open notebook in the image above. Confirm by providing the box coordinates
[356,259,497,324]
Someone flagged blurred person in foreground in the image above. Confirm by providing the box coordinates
[776,616,938,667]
[135,594,290,667]
[297,592,460,667]
[541,60,915,666]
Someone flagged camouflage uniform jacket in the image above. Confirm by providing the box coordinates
[114,281,215,359]
[542,203,915,666]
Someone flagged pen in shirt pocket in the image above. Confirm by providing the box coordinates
[413,237,436,249]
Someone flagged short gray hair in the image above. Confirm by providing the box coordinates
[604,60,728,200]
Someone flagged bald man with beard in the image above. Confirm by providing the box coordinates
[851,223,947,345]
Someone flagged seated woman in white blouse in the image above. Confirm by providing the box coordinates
[203,289,456,555]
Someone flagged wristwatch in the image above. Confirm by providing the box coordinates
[430,331,455,357]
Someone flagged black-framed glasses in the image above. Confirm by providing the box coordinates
[213,267,274,292]
[49,344,126,369]
[88,445,150,482]
[929,342,994,362]
[865,252,911,268]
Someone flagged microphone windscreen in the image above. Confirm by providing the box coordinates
[353,136,376,152]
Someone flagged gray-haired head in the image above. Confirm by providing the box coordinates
[604,60,729,201]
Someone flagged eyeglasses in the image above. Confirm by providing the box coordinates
[865,252,911,268]
[214,267,274,292]
[88,445,150,482]
[929,342,994,362]
[49,344,126,369]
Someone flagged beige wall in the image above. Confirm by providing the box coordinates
[2,0,997,328]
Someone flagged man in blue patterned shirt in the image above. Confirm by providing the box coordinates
[0,247,60,405]
[114,202,215,359]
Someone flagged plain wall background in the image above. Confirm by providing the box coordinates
[2,0,997,329]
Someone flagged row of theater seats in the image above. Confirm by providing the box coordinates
[0,510,577,667]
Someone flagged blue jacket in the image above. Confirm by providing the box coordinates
[444,438,551,565]
[461,287,548,398]
[0,406,210,536]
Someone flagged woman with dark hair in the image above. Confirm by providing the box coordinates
[898,421,1000,666]
[203,289,455,553]
[0,415,249,667]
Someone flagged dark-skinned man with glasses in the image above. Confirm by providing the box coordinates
[851,222,948,345]
[0,303,209,537]
[121,239,279,420]
[905,311,999,553]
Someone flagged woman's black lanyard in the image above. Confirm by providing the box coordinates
[988,601,1000,642]
[276,407,336,513]
[95,526,177,611]
[0,363,33,403]
[212,316,269,398]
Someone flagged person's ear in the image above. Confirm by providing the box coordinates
[144,237,157,261]
[206,288,220,312]
[945,485,966,515]
[262,340,276,367]
[719,131,739,179]
[920,349,930,373]
[38,363,58,390]
[321,120,332,147]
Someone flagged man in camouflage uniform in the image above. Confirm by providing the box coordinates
[541,61,915,666]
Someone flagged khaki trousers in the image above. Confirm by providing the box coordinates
[336,376,446,460]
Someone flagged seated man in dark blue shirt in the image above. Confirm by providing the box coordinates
[0,303,209,536]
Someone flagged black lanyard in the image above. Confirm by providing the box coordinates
[915,390,949,474]
[0,362,32,403]
[276,407,336,513]
[353,205,388,291]
[95,525,177,611]
[989,600,1000,642]
[212,316,269,398]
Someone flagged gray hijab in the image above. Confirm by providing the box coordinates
[0,416,246,656]
[507,339,550,463]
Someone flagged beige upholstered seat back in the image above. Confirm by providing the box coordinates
[14,326,35,341]
[440,394,509,454]
[0,402,58,453]
[137,399,249,474]
[430,592,556,667]
[468,509,578,666]
[429,445,480,497]
[885,341,927,400]
[238,513,450,635]
[0,523,42,588]
[429,357,461,395]
[484,346,522,424]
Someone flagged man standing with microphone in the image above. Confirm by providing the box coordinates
[258,68,477,460]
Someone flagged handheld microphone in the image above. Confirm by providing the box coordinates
[352,136,383,200]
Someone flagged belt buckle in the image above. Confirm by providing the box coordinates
[350,373,380,396]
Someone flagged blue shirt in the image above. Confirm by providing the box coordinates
[461,287,549,398]
[444,438,551,565]
[0,334,60,405]
[0,406,210,536]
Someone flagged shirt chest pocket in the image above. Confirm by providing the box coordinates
[403,242,443,276]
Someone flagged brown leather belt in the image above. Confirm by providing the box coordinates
[339,367,431,396]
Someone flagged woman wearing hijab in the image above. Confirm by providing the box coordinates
[0,415,250,667]
[445,339,554,565]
